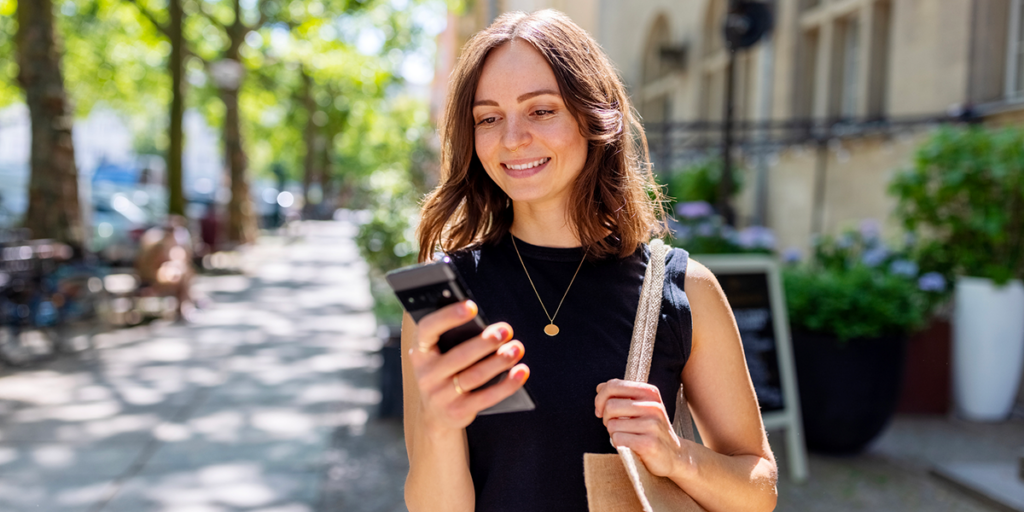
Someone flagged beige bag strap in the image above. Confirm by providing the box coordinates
[624,239,694,442]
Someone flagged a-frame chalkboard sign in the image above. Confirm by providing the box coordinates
[694,254,808,482]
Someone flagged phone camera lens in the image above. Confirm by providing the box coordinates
[442,289,451,298]
[407,297,414,304]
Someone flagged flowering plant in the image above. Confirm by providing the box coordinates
[783,221,949,343]
[669,201,774,255]
[889,126,1024,285]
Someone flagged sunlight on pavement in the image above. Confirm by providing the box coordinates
[0,221,393,511]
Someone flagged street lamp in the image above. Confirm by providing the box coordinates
[719,0,773,226]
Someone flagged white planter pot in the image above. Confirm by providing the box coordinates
[953,277,1024,421]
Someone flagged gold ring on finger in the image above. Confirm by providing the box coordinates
[453,374,467,395]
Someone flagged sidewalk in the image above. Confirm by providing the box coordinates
[775,414,1023,511]
[0,219,1018,511]
[0,220,406,512]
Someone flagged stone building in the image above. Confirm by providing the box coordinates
[436,0,1022,252]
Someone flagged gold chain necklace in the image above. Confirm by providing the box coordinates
[511,235,587,337]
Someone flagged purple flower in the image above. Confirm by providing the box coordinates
[783,247,802,263]
[861,247,889,267]
[889,259,918,277]
[696,222,715,237]
[676,201,714,219]
[859,219,881,240]
[918,272,947,292]
[738,226,776,249]
[673,225,693,240]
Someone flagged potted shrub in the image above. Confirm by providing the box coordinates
[665,157,746,207]
[889,126,1024,421]
[354,168,422,418]
[783,224,947,454]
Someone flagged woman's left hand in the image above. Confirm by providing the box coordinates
[595,379,686,478]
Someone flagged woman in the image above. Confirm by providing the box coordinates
[401,9,777,512]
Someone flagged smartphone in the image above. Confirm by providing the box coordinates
[385,257,535,415]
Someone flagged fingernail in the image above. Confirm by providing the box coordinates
[513,366,529,383]
[464,300,477,316]
[506,343,521,359]
[497,326,510,341]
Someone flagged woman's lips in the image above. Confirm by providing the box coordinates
[501,157,550,178]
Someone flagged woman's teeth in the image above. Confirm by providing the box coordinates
[506,158,550,170]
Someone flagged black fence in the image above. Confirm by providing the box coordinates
[642,112,980,176]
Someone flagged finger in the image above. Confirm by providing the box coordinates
[595,380,662,416]
[610,431,655,452]
[606,415,663,436]
[415,300,479,352]
[456,363,530,413]
[451,340,524,392]
[428,322,513,381]
[600,399,664,426]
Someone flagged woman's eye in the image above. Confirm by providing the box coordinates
[534,109,554,116]
[477,116,497,125]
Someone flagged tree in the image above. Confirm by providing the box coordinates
[125,0,188,217]
[16,0,85,247]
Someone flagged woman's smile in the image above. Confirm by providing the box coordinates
[502,157,551,177]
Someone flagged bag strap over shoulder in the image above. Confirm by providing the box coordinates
[624,239,694,442]
[625,239,668,383]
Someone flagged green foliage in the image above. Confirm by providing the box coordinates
[783,227,948,343]
[0,0,22,108]
[889,126,1024,285]
[59,0,171,117]
[354,163,426,325]
[665,158,745,206]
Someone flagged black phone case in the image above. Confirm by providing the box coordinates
[385,258,535,415]
[388,258,487,354]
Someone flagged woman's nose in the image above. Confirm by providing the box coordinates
[502,117,531,152]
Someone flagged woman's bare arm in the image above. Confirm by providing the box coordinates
[672,258,778,511]
[401,303,529,512]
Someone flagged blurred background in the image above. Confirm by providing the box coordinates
[1,0,1023,511]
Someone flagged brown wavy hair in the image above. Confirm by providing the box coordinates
[417,9,666,262]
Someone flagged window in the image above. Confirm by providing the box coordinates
[839,17,860,118]
[795,28,819,119]
[699,0,756,122]
[1007,0,1024,99]
[794,0,890,119]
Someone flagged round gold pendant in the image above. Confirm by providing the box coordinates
[544,324,559,336]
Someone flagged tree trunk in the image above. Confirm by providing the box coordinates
[222,84,256,245]
[167,0,185,217]
[16,0,84,248]
[220,1,257,245]
[301,70,316,219]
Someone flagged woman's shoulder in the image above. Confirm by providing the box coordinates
[651,243,688,288]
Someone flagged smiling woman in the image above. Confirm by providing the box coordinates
[402,9,778,512]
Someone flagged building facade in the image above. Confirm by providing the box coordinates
[438,0,1021,253]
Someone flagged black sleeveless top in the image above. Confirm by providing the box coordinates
[447,234,693,512]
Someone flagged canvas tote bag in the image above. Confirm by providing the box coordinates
[583,239,705,512]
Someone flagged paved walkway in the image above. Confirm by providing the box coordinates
[0,218,1019,512]
[0,221,408,512]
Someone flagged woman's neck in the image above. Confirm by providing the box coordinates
[510,200,580,248]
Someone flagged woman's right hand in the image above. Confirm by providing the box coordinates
[408,300,530,431]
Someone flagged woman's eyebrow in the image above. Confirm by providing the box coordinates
[472,89,560,107]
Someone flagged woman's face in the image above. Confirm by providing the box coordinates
[472,41,588,210]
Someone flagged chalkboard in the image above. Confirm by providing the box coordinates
[717,271,785,412]
[693,254,808,482]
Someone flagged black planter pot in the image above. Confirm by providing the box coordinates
[792,331,908,455]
